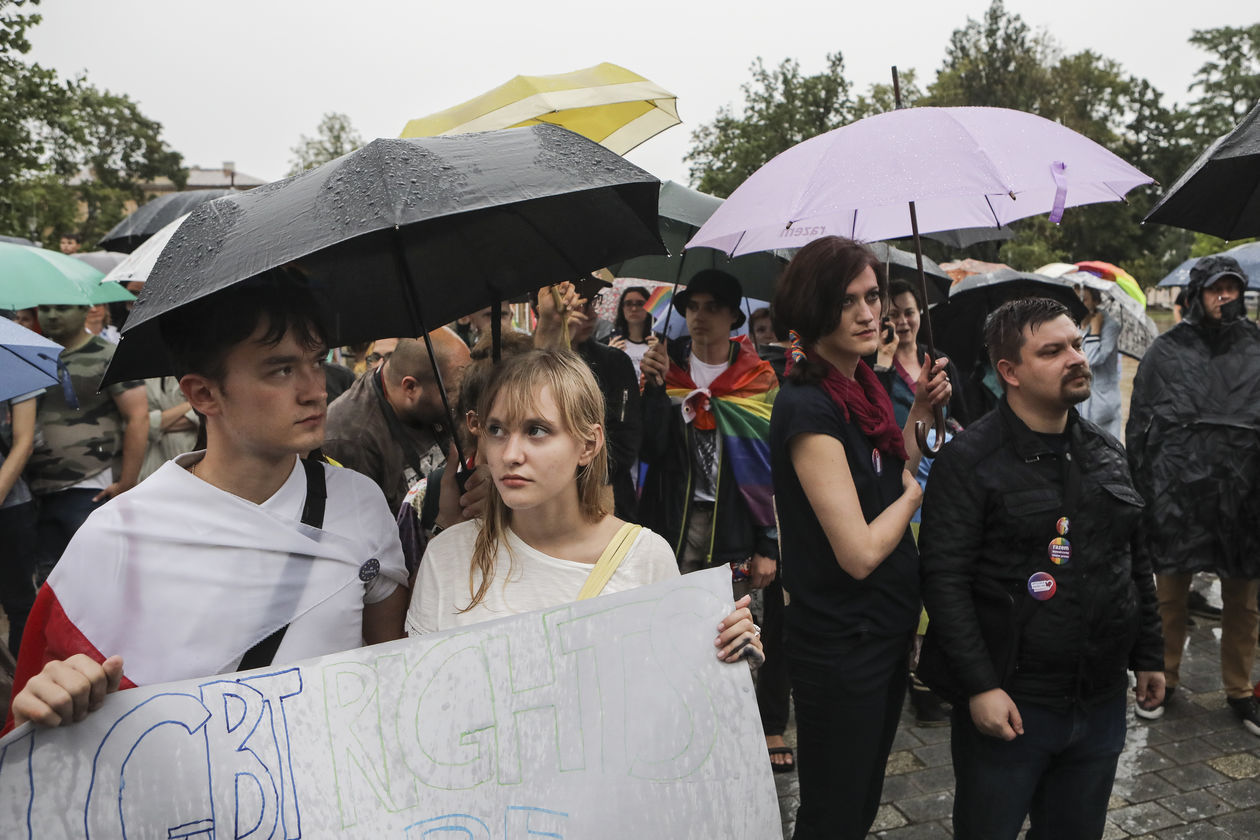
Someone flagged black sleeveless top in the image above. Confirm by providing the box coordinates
[770,379,920,656]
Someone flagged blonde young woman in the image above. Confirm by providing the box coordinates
[405,349,760,666]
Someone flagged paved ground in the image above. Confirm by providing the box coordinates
[772,577,1260,838]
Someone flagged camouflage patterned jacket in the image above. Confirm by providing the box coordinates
[27,336,143,495]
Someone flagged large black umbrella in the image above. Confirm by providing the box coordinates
[610,180,786,300]
[1145,101,1260,240]
[98,189,234,253]
[930,269,1088,374]
[105,124,663,387]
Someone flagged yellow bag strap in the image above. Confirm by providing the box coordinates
[577,523,642,601]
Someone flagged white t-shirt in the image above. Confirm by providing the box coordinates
[406,519,679,635]
[687,353,730,503]
[246,455,404,664]
[45,453,408,685]
[621,338,651,381]
[688,353,729,389]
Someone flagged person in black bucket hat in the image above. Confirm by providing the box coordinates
[670,269,747,330]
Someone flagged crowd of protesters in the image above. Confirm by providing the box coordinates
[5,226,1260,840]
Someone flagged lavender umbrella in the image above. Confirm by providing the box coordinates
[687,107,1153,256]
[688,100,1152,452]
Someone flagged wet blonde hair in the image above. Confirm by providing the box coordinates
[463,348,609,611]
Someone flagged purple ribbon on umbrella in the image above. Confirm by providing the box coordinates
[1049,161,1068,224]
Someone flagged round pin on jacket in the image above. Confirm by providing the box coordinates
[359,558,380,582]
[1056,517,1070,535]
[1028,571,1057,601]
[871,448,883,476]
[1048,537,1071,565]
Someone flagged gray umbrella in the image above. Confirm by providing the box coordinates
[97,189,234,253]
[1158,242,1260,289]
[920,225,1015,249]
[71,251,127,274]
[105,124,663,386]
[930,270,1089,373]
[610,180,787,300]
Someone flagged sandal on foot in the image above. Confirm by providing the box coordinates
[768,746,796,774]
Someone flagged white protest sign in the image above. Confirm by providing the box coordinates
[0,567,779,839]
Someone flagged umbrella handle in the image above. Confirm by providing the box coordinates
[914,405,946,456]
[549,285,571,346]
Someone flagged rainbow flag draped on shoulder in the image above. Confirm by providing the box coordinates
[665,336,778,527]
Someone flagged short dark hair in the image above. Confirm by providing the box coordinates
[60,232,82,243]
[160,266,328,381]
[983,297,1074,374]
[887,279,925,313]
[773,236,886,382]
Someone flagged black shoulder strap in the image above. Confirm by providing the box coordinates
[371,367,427,482]
[238,456,327,671]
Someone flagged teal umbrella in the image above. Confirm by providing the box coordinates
[0,243,135,310]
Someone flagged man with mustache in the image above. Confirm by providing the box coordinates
[1127,255,1260,736]
[918,297,1163,839]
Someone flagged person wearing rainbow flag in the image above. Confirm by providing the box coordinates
[637,269,781,760]
[638,270,779,588]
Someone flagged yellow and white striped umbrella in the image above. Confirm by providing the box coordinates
[400,62,679,155]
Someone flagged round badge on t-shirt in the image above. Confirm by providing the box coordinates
[871,448,882,476]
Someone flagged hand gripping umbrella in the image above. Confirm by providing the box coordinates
[104,125,664,469]
[687,69,1152,453]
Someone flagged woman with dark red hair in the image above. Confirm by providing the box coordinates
[770,236,951,839]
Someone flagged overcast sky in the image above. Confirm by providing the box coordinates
[26,1,1253,186]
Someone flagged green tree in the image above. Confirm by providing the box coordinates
[1187,23,1260,137]
[0,0,185,243]
[685,54,854,198]
[925,0,1056,111]
[287,112,362,175]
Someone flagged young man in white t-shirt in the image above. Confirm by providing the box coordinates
[638,270,778,585]
[8,272,409,730]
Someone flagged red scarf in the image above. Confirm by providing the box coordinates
[788,349,908,462]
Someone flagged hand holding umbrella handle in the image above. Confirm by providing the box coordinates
[914,405,947,456]
[549,284,571,346]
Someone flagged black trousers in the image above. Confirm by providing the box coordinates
[0,501,38,656]
[789,631,910,840]
[756,575,791,736]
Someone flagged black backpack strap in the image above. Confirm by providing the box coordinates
[238,456,327,671]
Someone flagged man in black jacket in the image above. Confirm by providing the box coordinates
[1127,255,1260,734]
[920,298,1163,840]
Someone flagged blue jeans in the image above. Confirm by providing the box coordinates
[951,692,1127,840]
[34,488,105,585]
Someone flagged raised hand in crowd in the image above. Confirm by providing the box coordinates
[533,281,587,350]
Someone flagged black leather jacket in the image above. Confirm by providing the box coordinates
[920,398,1163,708]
